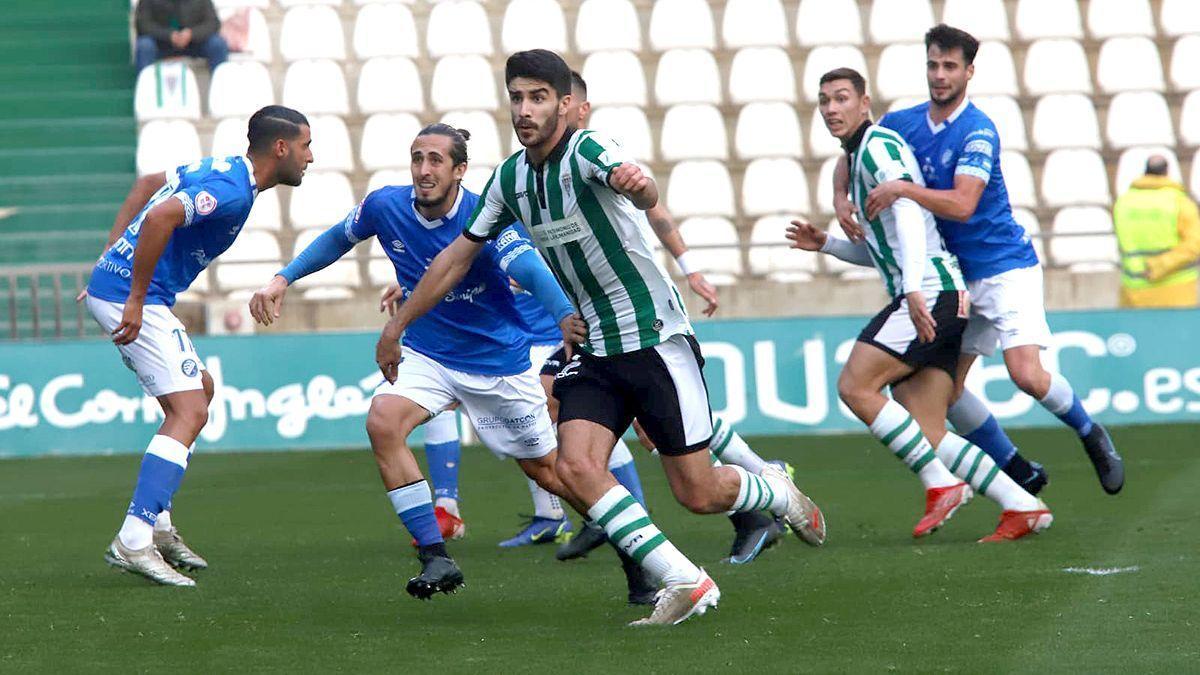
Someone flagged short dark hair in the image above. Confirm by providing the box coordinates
[1146,155,1169,176]
[247,105,309,154]
[505,49,572,98]
[570,70,588,100]
[819,67,867,96]
[416,123,472,166]
[925,23,979,64]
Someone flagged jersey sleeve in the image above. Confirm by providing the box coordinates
[464,167,518,241]
[483,224,537,272]
[171,167,249,229]
[574,131,630,186]
[954,123,999,185]
[862,137,916,185]
[343,192,381,243]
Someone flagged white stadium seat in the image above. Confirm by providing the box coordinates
[244,189,282,231]
[728,47,796,103]
[1097,37,1164,93]
[215,231,281,293]
[999,150,1037,208]
[734,103,803,159]
[1170,36,1200,91]
[582,51,647,106]
[278,0,343,6]
[1050,207,1119,271]
[440,111,503,166]
[1191,151,1200,198]
[134,62,201,120]
[795,0,862,46]
[282,60,349,115]
[821,222,877,279]
[1011,208,1045,260]
[588,107,654,161]
[875,43,929,101]
[972,96,1028,152]
[360,113,422,171]
[207,61,273,119]
[676,217,741,283]
[292,227,361,298]
[502,0,567,53]
[802,46,868,103]
[1015,0,1083,40]
[1107,92,1174,149]
[1162,0,1200,37]
[1115,146,1182,192]
[970,42,1018,97]
[741,159,810,216]
[288,171,355,229]
[868,0,933,44]
[649,0,715,50]
[137,120,202,176]
[574,0,641,53]
[1032,94,1101,149]
[426,1,492,58]
[749,216,818,281]
[369,239,397,287]
[941,0,1010,41]
[210,117,249,157]
[214,0,270,9]
[816,156,841,214]
[461,165,494,194]
[353,3,419,59]
[1041,149,1111,206]
[1088,0,1155,39]
[368,169,413,193]
[217,7,272,62]
[279,6,345,61]
[430,55,497,112]
[1180,91,1200,146]
[660,105,727,161]
[722,0,788,48]
[807,110,842,158]
[357,57,424,114]
[307,115,354,173]
[666,161,735,217]
[655,49,722,105]
[1022,39,1092,95]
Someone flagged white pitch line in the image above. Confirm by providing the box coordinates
[1062,566,1141,576]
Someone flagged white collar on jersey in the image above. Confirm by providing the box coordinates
[926,96,971,135]
[241,155,258,196]
[410,183,465,229]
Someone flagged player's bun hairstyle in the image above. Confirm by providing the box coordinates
[505,49,572,98]
[925,23,979,65]
[247,105,310,153]
[819,67,867,97]
[417,123,471,166]
[569,70,588,100]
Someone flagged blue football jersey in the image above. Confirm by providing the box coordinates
[347,185,535,376]
[880,100,1039,281]
[88,156,257,306]
[509,223,563,346]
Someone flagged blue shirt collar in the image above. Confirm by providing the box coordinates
[410,184,464,229]
[926,96,971,135]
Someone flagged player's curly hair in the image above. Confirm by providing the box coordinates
[417,123,471,166]
[505,49,572,98]
[925,23,979,64]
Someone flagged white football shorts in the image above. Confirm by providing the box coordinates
[86,296,206,397]
[525,342,560,379]
[960,264,1053,357]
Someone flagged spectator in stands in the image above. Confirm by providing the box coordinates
[1113,155,1200,308]
[134,0,228,74]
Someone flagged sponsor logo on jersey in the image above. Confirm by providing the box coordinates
[181,359,199,377]
[963,139,994,156]
[475,413,538,431]
[195,191,218,216]
[496,229,521,248]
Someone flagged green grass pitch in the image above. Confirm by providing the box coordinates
[2,424,1197,672]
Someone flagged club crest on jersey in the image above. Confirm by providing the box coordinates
[560,173,572,194]
[181,359,199,377]
[652,319,664,331]
[195,191,218,215]
[940,149,954,167]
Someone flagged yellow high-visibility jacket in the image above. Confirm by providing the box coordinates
[1113,175,1200,307]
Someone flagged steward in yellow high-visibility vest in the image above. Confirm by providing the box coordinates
[1112,156,1200,308]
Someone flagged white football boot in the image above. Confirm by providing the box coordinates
[154,527,209,571]
[104,537,196,587]
[629,570,720,626]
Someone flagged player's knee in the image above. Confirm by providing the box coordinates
[1008,362,1044,396]
[174,401,209,435]
[365,407,398,445]
[837,373,869,414]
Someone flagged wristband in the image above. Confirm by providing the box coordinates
[675,251,695,276]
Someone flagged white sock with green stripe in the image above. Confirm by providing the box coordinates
[935,434,1040,511]
[868,400,959,489]
[727,464,790,516]
[709,417,768,474]
[589,485,699,586]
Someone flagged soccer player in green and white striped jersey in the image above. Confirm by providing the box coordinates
[787,68,1051,543]
[376,50,824,626]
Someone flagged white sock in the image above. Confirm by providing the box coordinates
[588,486,699,586]
[608,438,634,469]
[154,510,173,532]
[728,464,789,516]
[528,478,564,520]
[868,400,959,489]
[118,515,154,550]
[935,434,1039,511]
[434,497,460,517]
[1038,372,1074,414]
[947,389,992,435]
[709,417,768,474]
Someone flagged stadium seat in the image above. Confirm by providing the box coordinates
[461,165,494,194]
[875,44,929,101]
[368,169,413,193]
[1087,0,1155,39]
[815,156,840,214]
[868,0,934,44]
[207,61,273,119]
[430,55,498,111]
[1010,208,1045,260]
[666,161,735,217]
[574,0,641,53]
[649,0,715,51]
[802,46,868,102]
[1180,91,1200,146]
[134,62,201,120]
[1107,92,1174,149]
[136,120,202,176]
[741,159,810,216]
[282,60,349,115]
[1170,36,1200,91]
[734,103,803,159]
[352,3,419,59]
[214,0,269,9]
[582,51,647,106]
[748,215,818,281]
[217,7,272,62]
[214,231,281,294]
[1050,207,1119,271]
[278,0,344,6]
[1041,149,1111,206]
[288,172,355,229]
[426,1,492,58]
[676,217,741,283]
[279,6,345,61]
[795,0,862,46]
[1115,146,1182,192]
[820,221,877,279]
[808,110,842,158]
[210,117,249,158]
[722,0,788,48]
[660,105,727,161]
[440,111,503,165]
[971,96,1028,151]
[1097,37,1164,93]
[244,189,282,231]
[654,49,722,105]
[941,0,1010,41]
[360,113,422,171]
[1022,39,1092,95]
[502,0,567,53]
[728,47,796,103]
[292,227,361,299]
[1032,94,1101,149]
[307,115,354,173]
[999,150,1037,208]
[969,42,1018,97]
[357,57,424,114]
[1191,151,1200,198]
[588,107,654,161]
[1162,0,1200,37]
[1015,0,1083,40]
[368,239,397,287]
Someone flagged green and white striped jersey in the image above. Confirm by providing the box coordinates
[464,128,691,357]
[847,123,965,297]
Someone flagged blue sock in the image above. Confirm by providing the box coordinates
[1040,373,1094,437]
[388,480,443,547]
[128,435,188,525]
[962,416,1018,468]
[423,413,461,502]
[1057,396,1094,437]
[610,461,646,507]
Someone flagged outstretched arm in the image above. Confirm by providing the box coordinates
[249,221,357,325]
[506,248,588,348]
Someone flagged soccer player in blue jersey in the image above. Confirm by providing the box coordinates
[83,105,313,586]
[832,24,1124,495]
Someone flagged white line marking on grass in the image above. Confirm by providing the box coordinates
[1062,566,1141,576]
